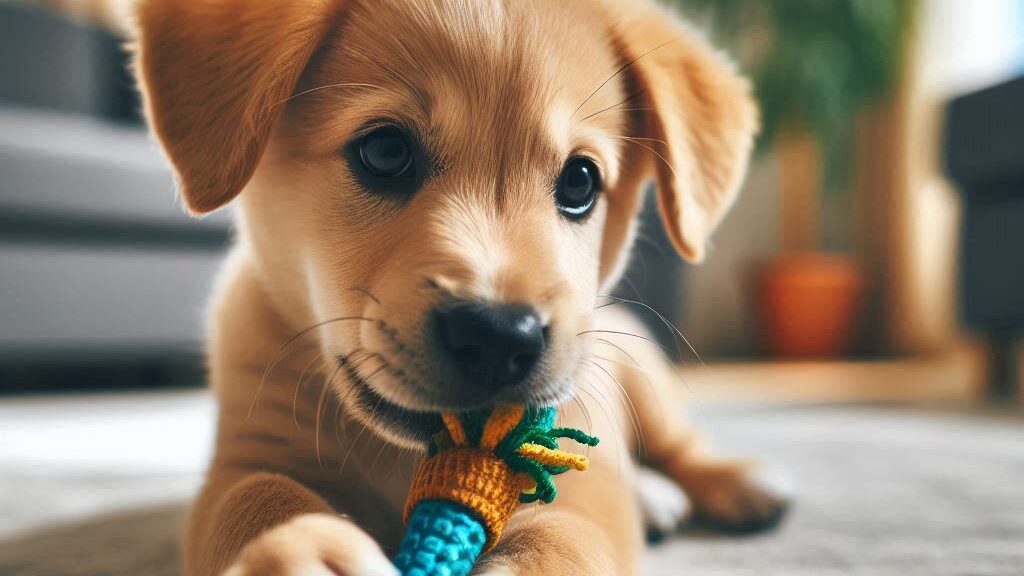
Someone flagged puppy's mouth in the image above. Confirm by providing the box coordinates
[336,352,574,447]
[337,354,443,446]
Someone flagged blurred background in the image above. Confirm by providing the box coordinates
[1,1,1023,574]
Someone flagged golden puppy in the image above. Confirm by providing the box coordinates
[111,0,790,573]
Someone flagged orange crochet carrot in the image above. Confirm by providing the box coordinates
[393,405,599,576]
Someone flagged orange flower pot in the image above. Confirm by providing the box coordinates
[755,253,864,357]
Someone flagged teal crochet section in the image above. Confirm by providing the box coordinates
[393,500,487,576]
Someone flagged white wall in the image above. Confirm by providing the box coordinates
[920,0,1024,98]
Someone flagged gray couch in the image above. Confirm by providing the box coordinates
[0,5,229,388]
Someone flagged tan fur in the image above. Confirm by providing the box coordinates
[603,4,759,263]
[135,0,346,214]
[122,0,782,574]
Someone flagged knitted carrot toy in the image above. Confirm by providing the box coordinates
[393,405,599,576]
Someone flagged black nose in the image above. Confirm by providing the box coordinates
[435,301,546,388]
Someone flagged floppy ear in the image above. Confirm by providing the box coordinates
[604,3,758,262]
[134,0,341,214]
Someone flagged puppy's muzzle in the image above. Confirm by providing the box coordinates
[434,300,546,389]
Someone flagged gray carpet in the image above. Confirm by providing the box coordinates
[1,393,1022,575]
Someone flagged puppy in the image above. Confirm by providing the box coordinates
[128,0,789,574]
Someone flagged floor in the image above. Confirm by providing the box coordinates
[1,387,1022,576]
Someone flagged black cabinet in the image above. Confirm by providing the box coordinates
[945,75,1024,400]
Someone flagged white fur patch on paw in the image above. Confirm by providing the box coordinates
[635,466,690,536]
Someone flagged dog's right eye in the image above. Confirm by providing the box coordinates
[347,126,424,196]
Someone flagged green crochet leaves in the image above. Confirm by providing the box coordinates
[431,406,600,505]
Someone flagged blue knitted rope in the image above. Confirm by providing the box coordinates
[393,500,487,576]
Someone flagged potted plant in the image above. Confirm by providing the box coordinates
[675,0,916,357]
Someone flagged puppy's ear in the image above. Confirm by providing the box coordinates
[135,0,341,214]
[605,4,758,262]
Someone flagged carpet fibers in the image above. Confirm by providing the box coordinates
[1,392,1021,575]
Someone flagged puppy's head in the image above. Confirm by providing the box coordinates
[135,0,756,447]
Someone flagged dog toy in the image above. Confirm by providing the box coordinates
[393,405,599,576]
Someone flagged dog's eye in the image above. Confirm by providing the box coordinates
[556,157,600,220]
[358,127,414,178]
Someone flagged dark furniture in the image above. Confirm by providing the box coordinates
[945,75,1024,400]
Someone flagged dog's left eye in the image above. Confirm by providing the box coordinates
[358,127,414,178]
[555,157,601,220]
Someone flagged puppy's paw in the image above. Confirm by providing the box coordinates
[690,464,793,534]
[635,466,691,541]
[223,513,397,576]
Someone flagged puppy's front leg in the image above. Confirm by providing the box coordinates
[595,309,792,534]
[186,472,396,576]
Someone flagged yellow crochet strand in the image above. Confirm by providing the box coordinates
[516,443,590,471]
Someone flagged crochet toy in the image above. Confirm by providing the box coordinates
[393,405,600,576]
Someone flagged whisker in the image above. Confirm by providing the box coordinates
[371,60,423,104]
[349,286,382,306]
[246,343,316,420]
[631,248,651,294]
[326,346,368,449]
[321,346,378,467]
[349,350,381,374]
[270,82,384,110]
[337,352,392,476]
[576,90,646,124]
[340,393,385,476]
[633,230,669,258]
[583,358,646,461]
[572,38,677,118]
[570,395,594,439]
[292,352,325,431]
[594,337,644,372]
[596,295,683,359]
[596,107,655,116]
[334,361,368,448]
[576,329,674,356]
[618,272,645,303]
[591,353,655,380]
[339,415,369,476]
[591,329,687,438]
[363,362,389,382]
[333,395,346,453]
[592,325,689,397]
[385,444,407,478]
[315,363,344,469]
[370,438,389,473]
[616,136,680,181]
[575,377,625,476]
[599,295,709,371]
[247,316,375,421]
[588,352,664,433]
[611,134,670,147]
